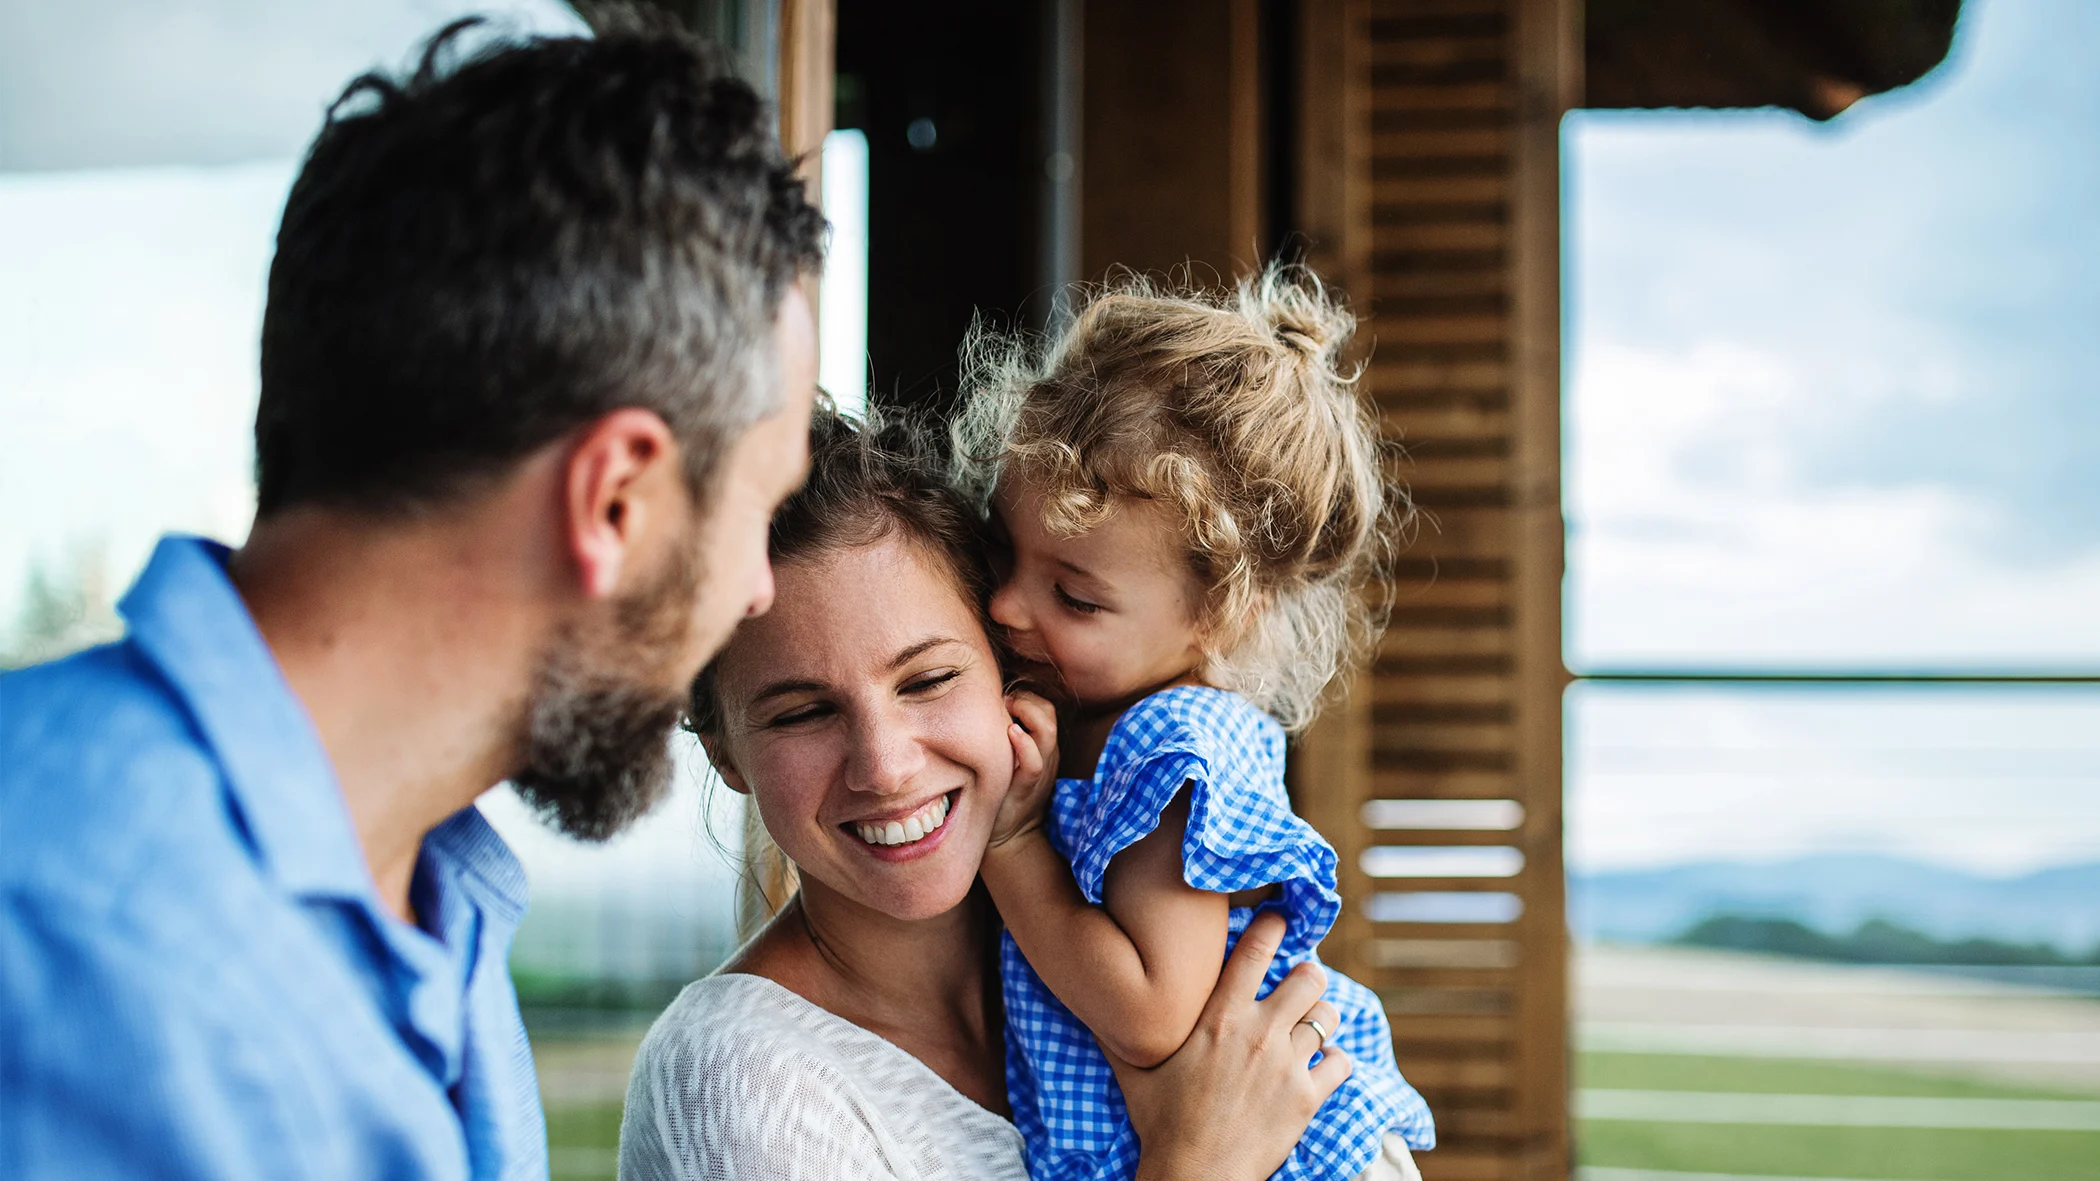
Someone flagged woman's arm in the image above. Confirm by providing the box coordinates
[1118,911,1352,1181]
[980,790,1229,1067]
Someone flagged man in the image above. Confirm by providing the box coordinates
[0,17,823,1178]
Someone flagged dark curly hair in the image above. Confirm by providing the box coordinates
[255,12,827,516]
[686,405,993,737]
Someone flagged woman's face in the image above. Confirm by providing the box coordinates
[707,532,1015,922]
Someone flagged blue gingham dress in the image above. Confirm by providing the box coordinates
[1001,686,1435,1181]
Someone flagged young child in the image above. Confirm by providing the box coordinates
[958,266,1435,1181]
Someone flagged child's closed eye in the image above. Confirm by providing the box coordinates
[1053,584,1103,615]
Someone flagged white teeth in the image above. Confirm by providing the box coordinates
[852,794,953,847]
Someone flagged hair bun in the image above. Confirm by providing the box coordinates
[1251,266,1351,362]
[1274,322,1322,355]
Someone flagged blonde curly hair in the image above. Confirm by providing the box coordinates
[952,263,1405,732]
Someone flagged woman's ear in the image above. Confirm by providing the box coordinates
[701,734,751,795]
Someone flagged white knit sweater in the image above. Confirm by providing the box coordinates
[618,971,1421,1181]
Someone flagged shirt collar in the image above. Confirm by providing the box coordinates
[429,804,531,925]
[120,534,373,901]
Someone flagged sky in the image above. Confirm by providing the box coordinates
[0,0,587,171]
[1566,0,2100,668]
[0,0,2094,898]
[1563,0,2100,872]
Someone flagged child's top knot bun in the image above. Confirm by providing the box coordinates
[953,261,1409,733]
[1256,271,1353,361]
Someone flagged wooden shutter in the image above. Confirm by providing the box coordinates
[1294,2,1575,1179]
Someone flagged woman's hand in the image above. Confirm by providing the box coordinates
[1110,911,1351,1181]
[989,690,1059,851]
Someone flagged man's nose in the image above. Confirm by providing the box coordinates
[744,557,776,619]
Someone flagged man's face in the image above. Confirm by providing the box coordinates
[509,286,818,841]
[677,284,820,678]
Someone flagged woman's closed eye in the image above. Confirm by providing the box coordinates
[764,700,834,727]
[902,669,963,696]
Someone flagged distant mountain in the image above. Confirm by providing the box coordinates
[1570,855,2100,953]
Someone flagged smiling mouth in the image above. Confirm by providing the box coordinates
[848,791,954,848]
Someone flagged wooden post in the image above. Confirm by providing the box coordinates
[1080,0,1260,283]
[777,0,834,180]
[1507,0,1576,1175]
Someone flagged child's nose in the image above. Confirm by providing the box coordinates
[988,581,1031,633]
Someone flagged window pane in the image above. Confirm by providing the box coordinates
[1566,0,2100,671]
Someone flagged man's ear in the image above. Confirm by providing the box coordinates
[701,734,751,796]
[563,408,683,600]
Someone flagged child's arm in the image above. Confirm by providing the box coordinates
[983,699,1231,1068]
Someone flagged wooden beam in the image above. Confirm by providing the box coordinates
[1505,0,1574,1175]
[777,0,834,197]
[1081,0,1256,283]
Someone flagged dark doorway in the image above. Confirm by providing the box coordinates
[835,0,1041,416]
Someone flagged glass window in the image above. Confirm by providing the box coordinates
[1566,3,2100,1175]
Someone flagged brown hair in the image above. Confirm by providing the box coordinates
[952,264,1405,732]
[686,404,993,739]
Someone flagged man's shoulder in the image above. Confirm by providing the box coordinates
[0,640,256,908]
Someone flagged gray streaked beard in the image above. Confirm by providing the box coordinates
[510,542,699,842]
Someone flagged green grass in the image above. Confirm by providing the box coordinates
[543,1051,2100,1179]
[1580,1051,2100,1101]
[546,1102,623,1180]
[1575,1052,2100,1179]
[1578,1121,2100,1180]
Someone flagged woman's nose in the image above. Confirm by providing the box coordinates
[847,714,928,796]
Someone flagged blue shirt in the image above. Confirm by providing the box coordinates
[0,536,546,1180]
[1001,687,1434,1181]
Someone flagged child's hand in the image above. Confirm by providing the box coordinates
[990,689,1059,851]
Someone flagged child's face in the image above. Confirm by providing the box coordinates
[989,476,1208,709]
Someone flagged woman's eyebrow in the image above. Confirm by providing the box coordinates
[749,677,827,705]
[888,636,967,670]
[746,638,967,704]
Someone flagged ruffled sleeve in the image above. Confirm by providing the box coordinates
[1049,687,1344,953]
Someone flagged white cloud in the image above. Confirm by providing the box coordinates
[1568,340,2100,668]
[1563,0,2100,874]
[0,161,291,626]
[1567,683,2100,874]
[0,0,588,171]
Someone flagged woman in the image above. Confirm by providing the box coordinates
[619,411,1354,1180]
